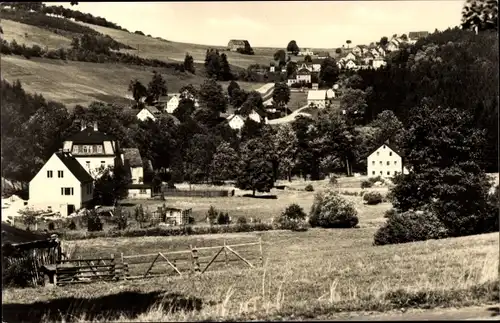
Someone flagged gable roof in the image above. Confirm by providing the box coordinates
[66,127,116,144]
[307,90,327,100]
[144,105,160,115]
[55,152,93,183]
[122,148,143,167]
[297,68,311,75]
[368,141,404,158]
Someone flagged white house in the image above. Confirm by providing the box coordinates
[296,68,312,83]
[343,52,357,62]
[307,90,327,109]
[227,114,246,130]
[326,89,335,99]
[345,59,358,70]
[298,48,314,56]
[248,109,267,124]
[62,122,119,178]
[287,78,298,86]
[166,95,180,113]
[136,105,161,122]
[373,57,386,69]
[370,48,381,58]
[352,45,368,57]
[29,151,94,217]
[122,148,153,199]
[367,143,409,178]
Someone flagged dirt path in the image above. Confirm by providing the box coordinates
[319,305,499,321]
[267,105,311,125]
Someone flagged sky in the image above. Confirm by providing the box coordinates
[56,1,465,48]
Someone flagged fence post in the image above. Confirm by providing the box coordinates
[224,239,228,266]
[110,254,116,280]
[259,237,263,267]
[191,245,200,273]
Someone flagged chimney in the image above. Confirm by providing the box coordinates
[93,121,98,131]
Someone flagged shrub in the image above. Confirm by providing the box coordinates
[2,249,39,288]
[309,190,359,228]
[86,210,103,232]
[363,191,383,205]
[281,203,307,221]
[361,180,373,189]
[237,216,248,224]
[304,184,314,192]
[374,209,449,245]
[274,203,308,231]
[329,175,339,186]
[68,220,77,230]
[114,207,128,230]
[206,206,218,224]
[48,222,55,231]
[217,212,230,225]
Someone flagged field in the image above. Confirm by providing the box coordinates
[1,19,73,50]
[287,91,309,111]
[1,55,264,107]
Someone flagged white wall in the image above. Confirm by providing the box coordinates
[297,74,311,83]
[248,112,261,123]
[308,99,326,109]
[75,156,115,178]
[229,116,245,130]
[29,154,86,217]
[131,167,144,184]
[127,188,151,199]
[166,97,179,113]
[367,145,403,178]
[137,109,156,122]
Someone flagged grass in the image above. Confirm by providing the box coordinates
[1,55,264,107]
[1,19,72,50]
[287,92,308,111]
[2,229,498,321]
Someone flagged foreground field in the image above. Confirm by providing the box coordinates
[3,229,498,321]
[1,55,264,107]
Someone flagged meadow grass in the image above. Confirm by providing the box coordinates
[1,19,73,49]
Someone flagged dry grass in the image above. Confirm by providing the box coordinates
[1,55,263,107]
[287,92,308,111]
[3,230,498,321]
[1,19,72,49]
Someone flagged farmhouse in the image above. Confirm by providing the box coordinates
[296,68,312,83]
[136,105,160,122]
[307,90,328,109]
[226,114,246,130]
[367,142,409,178]
[373,57,386,69]
[29,151,94,217]
[228,39,250,51]
[62,122,120,178]
[165,94,199,113]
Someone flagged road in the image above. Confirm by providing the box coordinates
[267,105,312,125]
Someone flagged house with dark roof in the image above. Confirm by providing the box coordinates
[28,151,94,217]
[366,142,409,178]
[121,148,153,199]
[136,105,161,122]
[62,121,120,178]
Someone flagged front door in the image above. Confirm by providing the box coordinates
[67,204,75,216]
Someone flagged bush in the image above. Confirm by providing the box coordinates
[206,206,218,224]
[309,190,359,228]
[68,220,77,230]
[281,203,307,221]
[2,249,39,288]
[217,212,230,225]
[237,216,248,224]
[114,207,128,230]
[361,180,373,189]
[329,175,339,186]
[274,203,308,231]
[363,191,383,205]
[86,211,103,232]
[304,184,314,192]
[374,209,449,245]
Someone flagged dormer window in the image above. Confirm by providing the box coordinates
[383,145,386,149]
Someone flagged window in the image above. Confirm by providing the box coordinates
[47,170,53,178]
[140,189,147,194]
[101,161,105,164]
[389,152,392,156]
[87,184,92,195]
[372,161,375,165]
[61,187,74,196]
[386,161,390,166]
[377,152,380,156]
[379,171,383,175]
[86,161,90,168]
[394,171,397,175]
[394,161,397,165]
[383,145,386,149]
[97,145,103,153]
[73,146,80,153]
[83,145,88,153]
[379,161,382,165]
[372,171,375,175]
[387,171,390,175]
[58,170,64,178]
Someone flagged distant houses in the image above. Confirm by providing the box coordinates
[227,39,250,52]
[226,109,268,131]
[136,105,161,122]
[408,31,430,44]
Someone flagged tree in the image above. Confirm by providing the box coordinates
[209,142,239,183]
[272,82,291,108]
[219,53,232,81]
[335,48,342,54]
[173,98,196,123]
[274,123,298,181]
[340,88,367,124]
[184,53,195,74]
[346,40,352,48]
[319,57,340,88]
[274,49,287,66]
[93,164,131,206]
[304,55,312,63]
[70,2,78,5]
[286,61,297,78]
[19,209,37,231]
[128,79,148,106]
[198,78,227,115]
[205,49,221,79]
[400,33,408,41]
[390,99,494,237]
[240,91,264,116]
[146,71,167,105]
[236,138,275,196]
[230,88,249,109]
[227,80,240,99]
[370,110,404,147]
[184,133,216,185]
[379,36,389,47]
[461,0,498,33]
[287,40,300,55]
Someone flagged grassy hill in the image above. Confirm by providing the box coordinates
[1,19,72,50]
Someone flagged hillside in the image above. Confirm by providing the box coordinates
[1,19,72,50]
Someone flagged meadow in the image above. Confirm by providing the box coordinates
[2,177,498,321]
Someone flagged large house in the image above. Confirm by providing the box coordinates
[307,90,328,109]
[296,68,312,83]
[367,143,409,178]
[297,60,322,73]
[227,39,250,51]
[29,151,94,217]
[136,105,161,122]
[62,122,120,178]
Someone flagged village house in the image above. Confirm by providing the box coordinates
[315,51,330,59]
[298,48,314,56]
[376,46,386,57]
[287,78,298,87]
[386,38,402,52]
[165,94,199,114]
[136,105,161,122]
[226,114,246,130]
[122,148,152,199]
[297,59,322,73]
[373,57,387,69]
[28,151,94,217]
[227,39,250,51]
[326,89,335,100]
[344,59,358,70]
[352,45,369,57]
[408,31,430,44]
[307,90,328,109]
[296,68,312,83]
[342,52,357,62]
[370,48,382,58]
[363,52,375,66]
[367,143,409,178]
[62,122,120,178]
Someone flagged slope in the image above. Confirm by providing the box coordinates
[1,19,72,50]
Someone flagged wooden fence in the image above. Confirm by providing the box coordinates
[121,238,263,279]
[155,188,230,198]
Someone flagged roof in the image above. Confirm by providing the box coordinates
[55,152,93,183]
[297,68,311,75]
[408,31,429,39]
[143,105,160,115]
[368,141,404,158]
[307,90,327,100]
[122,148,143,167]
[1,222,50,245]
[66,127,116,144]
[228,39,248,46]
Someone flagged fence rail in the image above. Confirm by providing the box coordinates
[154,188,230,198]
